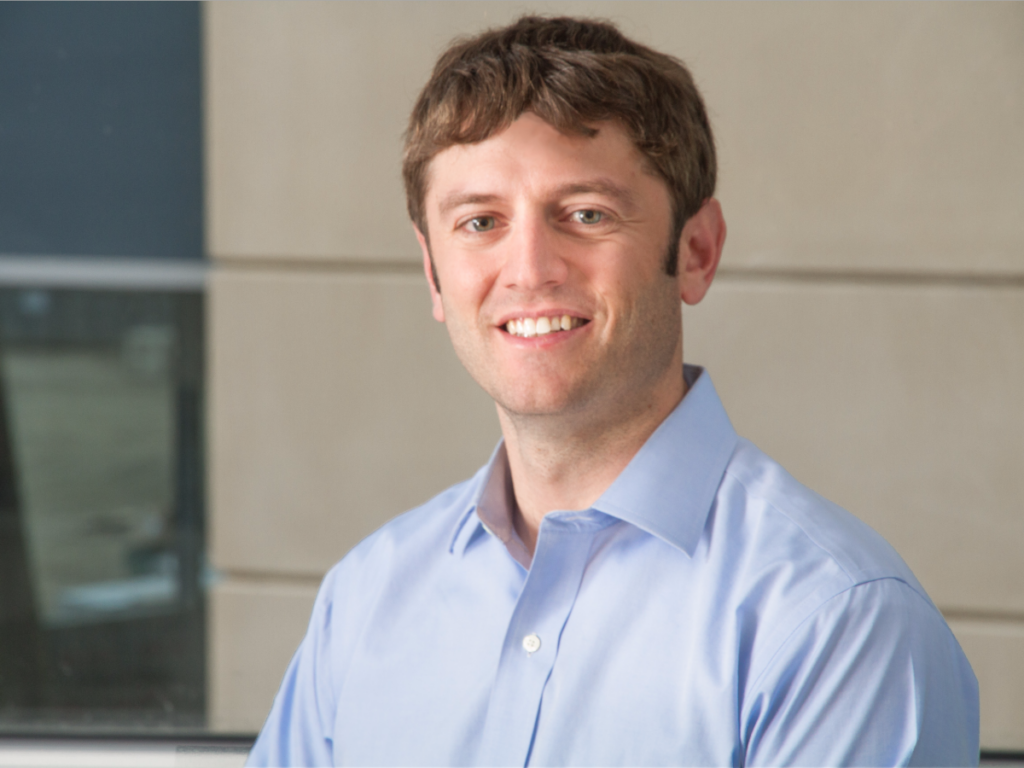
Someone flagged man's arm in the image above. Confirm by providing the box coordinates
[742,578,979,766]
[246,581,337,767]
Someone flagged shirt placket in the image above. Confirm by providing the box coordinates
[476,515,597,766]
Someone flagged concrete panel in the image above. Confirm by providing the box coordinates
[685,278,1024,614]
[208,268,500,577]
[949,618,1024,751]
[205,2,1024,274]
[695,2,1024,276]
[208,578,319,734]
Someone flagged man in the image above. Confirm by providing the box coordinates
[249,16,978,767]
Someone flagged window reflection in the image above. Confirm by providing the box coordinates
[0,287,205,733]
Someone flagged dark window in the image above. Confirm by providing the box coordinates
[0,3,207,735]
[0,2,203,260]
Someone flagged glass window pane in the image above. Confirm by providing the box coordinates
[0,3,204,260]
[0,288,205,734]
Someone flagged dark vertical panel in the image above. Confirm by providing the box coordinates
[0,344,42,709]
[0,2,203,259]
[174,292,205,614]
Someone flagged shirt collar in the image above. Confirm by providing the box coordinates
[447,442,510,557]
[592,365,738,557]
[449,366,738,560]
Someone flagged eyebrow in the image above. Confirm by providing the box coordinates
[437,192,502,217]
[552,179,639,214]
[435,178,640,218]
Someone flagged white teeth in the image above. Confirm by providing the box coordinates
[504,315,580,338]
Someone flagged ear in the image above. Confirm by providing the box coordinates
[415,226,445,323]
[677,198,726,306]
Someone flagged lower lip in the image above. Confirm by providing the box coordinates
[499,323,588,347]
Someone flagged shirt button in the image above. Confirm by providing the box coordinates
[522,633,541,654]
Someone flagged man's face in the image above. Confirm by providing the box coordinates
[417,113,693,426]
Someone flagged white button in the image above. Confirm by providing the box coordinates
[522,633,541,654]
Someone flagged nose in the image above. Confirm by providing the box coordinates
[501,213,568,291]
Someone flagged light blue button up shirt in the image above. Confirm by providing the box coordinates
[248,367,979,767]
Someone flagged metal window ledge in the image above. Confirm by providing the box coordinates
[0,737,252,768]
[0,256,207,291]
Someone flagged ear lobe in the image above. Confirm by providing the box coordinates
[415,226,445,323]
[677,198,726,306]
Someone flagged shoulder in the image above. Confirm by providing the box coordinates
[706,438,955,684]
[310,459,492,619]
[319,470,481,602]
[245,471,487,766]
[293,471,483,686]
[718,437,927,597]
[742,575,979,765]
[712,442,978,763]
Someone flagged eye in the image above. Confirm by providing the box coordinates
[571,209,604,225]
[466,216,496,232]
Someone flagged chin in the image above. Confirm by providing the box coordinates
[490,380,594,419]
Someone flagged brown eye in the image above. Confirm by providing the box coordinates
[572,210,603,225]
[468,216,496,232]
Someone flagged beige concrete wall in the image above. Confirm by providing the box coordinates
[203,1,1024,747]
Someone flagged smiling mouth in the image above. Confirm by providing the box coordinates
[503,315,588,338]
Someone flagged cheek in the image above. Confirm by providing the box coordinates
[593,251,662,303]
[436,279,485,336]
[613,267,681,330]
[443,261,498,312]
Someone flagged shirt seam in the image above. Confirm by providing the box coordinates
[723,461,940,613]
[723,462,868,587]
[743,575,921,701]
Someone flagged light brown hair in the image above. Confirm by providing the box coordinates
[402,15,717,278]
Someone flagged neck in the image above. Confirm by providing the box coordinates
[498,366,687,555]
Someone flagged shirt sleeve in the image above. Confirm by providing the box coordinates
[742,578,979,767]
[246,579,337,768]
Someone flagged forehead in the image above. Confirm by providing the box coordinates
[423,113,665,214]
